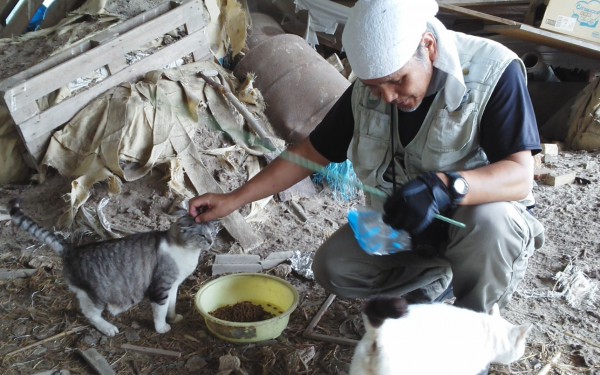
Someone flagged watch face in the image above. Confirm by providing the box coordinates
[453,178,468,195]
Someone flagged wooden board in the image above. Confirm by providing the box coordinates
[0,0,20,25]
[439,4,600,60]
[181,152,264,252]
[440,0,528,4]
[0,0,212,167]
[0,2,178,86]
[439,3,518,25]
[486,24,600,61]
[0,0,42,38]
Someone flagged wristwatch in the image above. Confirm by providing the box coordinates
[444,172,469,204]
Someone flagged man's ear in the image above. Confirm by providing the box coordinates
[422,32,437,61]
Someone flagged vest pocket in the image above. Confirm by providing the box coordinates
[427,103,478,153]
[349,105,390,170]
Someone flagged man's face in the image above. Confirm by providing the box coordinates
[361,38,435,112]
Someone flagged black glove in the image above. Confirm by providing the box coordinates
[382,172,453,235]
[411,219,450,257]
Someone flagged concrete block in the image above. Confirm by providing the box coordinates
[542,143,559,155]
[543,154,558,164]
[545,172,576,186]
[534,153,543,169]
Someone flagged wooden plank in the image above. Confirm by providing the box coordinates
[0,42,93,85]
[75,348,117,375]
[10,101,39,124]
[491,35,600,70]
[438,3,600,60]
[0,0,19,26]
[121,344,182,358]
[440,0,528,4]
[0,2,176,86]
[180,152,263,252]
[0,0,43,38]
[486,24,600,60]
[40,0,84,29]
[439,3,518,25]
[14,26,212,163]
[1,0,203,116]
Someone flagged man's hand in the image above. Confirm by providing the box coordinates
[382,172,453,235]
[189,193,241,223]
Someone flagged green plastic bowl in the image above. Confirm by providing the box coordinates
[194,273,299,343]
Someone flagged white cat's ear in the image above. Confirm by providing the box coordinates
[490,303,501,316]
[518,324,533,339]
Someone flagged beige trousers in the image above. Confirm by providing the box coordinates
[312,202,545,312]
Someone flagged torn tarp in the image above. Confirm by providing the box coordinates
[41,60,280,230]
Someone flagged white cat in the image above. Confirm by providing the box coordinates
[349,296,531,375]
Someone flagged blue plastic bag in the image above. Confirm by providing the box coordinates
[347,207,412,255]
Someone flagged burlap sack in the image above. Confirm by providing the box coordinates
[566,77,600,151]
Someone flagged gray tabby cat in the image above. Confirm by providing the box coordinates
[350,296,532,375]
[9,198,215,337]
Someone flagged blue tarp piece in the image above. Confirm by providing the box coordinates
[27,5,47,32]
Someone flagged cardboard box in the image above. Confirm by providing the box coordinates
[541,0,600,45]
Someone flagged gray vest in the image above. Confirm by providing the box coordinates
[348,32,526,210]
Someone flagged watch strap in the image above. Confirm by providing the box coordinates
[444,172,468,204]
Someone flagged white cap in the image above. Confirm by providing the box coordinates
[342,0,439,80]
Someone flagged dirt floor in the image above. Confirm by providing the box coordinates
[1,146,600,375]
[1,0,600,374]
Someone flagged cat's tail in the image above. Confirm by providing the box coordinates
[8,198,66,254]
[363,296,409,331]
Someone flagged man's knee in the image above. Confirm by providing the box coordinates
[312,242,337,283]
[452,203,511,232]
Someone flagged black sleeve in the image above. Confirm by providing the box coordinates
[480,60,542,163]
[308,82,355,163]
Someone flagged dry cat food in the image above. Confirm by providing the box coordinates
[209,301,276,322]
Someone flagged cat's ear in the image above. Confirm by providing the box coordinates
[508,324,532,344]
[489,303,501,317]
[516,324,533,340]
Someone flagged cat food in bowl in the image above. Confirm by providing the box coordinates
[194,273,299,343]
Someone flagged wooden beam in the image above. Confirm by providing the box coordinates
[0,0,43,38]
[40,0,84,29]
[0,0,18,24]
[487,24,600,61]
[440,0,528,4]
[439,4,600,61]
[439,3,518,25]
[0,0,19,25]
[2,0,203,121]
[0,1,175,87]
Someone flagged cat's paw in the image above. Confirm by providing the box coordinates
[95,321,119,337]
[167,314,183,324]
[155,323,172,334]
